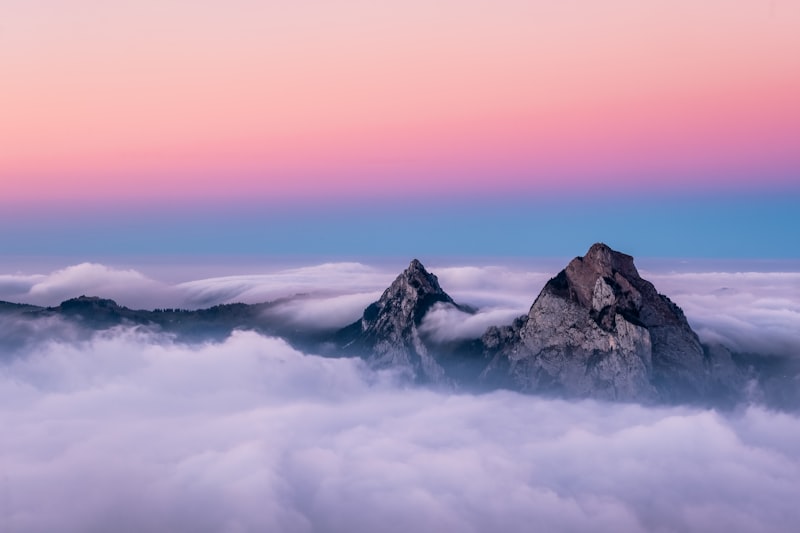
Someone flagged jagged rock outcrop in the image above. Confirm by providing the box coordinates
[336,259,465,382]
[482,243,743,403]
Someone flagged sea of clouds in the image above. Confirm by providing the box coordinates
[1,328,800,532]
[4,259,796,355]
[1,259,799,531]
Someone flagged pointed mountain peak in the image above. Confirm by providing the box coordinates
[334,259,464,383]
[402,258,432,282]
[408,258,425,271]
[389,259,447,302]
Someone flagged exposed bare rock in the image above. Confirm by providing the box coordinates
[1,245,760,407]
[336,259,463,382]
[482,243,744,403]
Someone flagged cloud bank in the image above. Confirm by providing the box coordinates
[175,262,392,308]
[0,262,392,330]
[1,262,798,356]
[0,263,174,310]
[1,328,799,532]
[647,271,800,356]
[419,302,523,344]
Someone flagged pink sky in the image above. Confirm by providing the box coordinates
[1,0,798,206]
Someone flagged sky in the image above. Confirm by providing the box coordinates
[3,4,800,529]
[1,0,798,258]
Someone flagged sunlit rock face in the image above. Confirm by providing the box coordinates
[483,243,741,403]
[337,259,461,382]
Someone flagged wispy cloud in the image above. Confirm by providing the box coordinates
[647,271,800,356]
[419,302,522,343]
[0,263,171,309]
[1,262,798,357]
[262,291,383,331]
[175,262,392,307]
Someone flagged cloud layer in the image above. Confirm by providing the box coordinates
[646,271,800,356]
[1,328,799,532]
[0,262,393,330]
[1,261,798,356]
[0,263,173,310]
[419,302,523,344]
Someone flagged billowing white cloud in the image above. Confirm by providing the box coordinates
[646,271,800,356]
[0,262,392,311]
[0,263,173,309]
[176,262,392,307]
[433,265,549,309]
[0,273,46,298]
[1,329,799,532]
[262,291,383,331]
[419,302,522,343]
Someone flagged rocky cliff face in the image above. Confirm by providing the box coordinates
[482,243,743,403]
[337,259,463,382]
[336,246,745,403]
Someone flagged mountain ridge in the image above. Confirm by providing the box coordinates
[1,245,794,409]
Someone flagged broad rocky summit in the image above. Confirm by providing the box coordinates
[481,243,742,403]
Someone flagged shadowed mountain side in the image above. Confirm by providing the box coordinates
[0,295,327,355]
[334,259,486,384]
[480,243,749,405]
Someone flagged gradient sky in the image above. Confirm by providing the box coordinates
[1,0,798,257]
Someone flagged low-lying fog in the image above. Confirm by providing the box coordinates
[1,259,799,531]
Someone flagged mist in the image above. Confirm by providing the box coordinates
[646,271,800,357]
[1,261,798,358]
[1,327,799,532]
[1,257,799,530]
